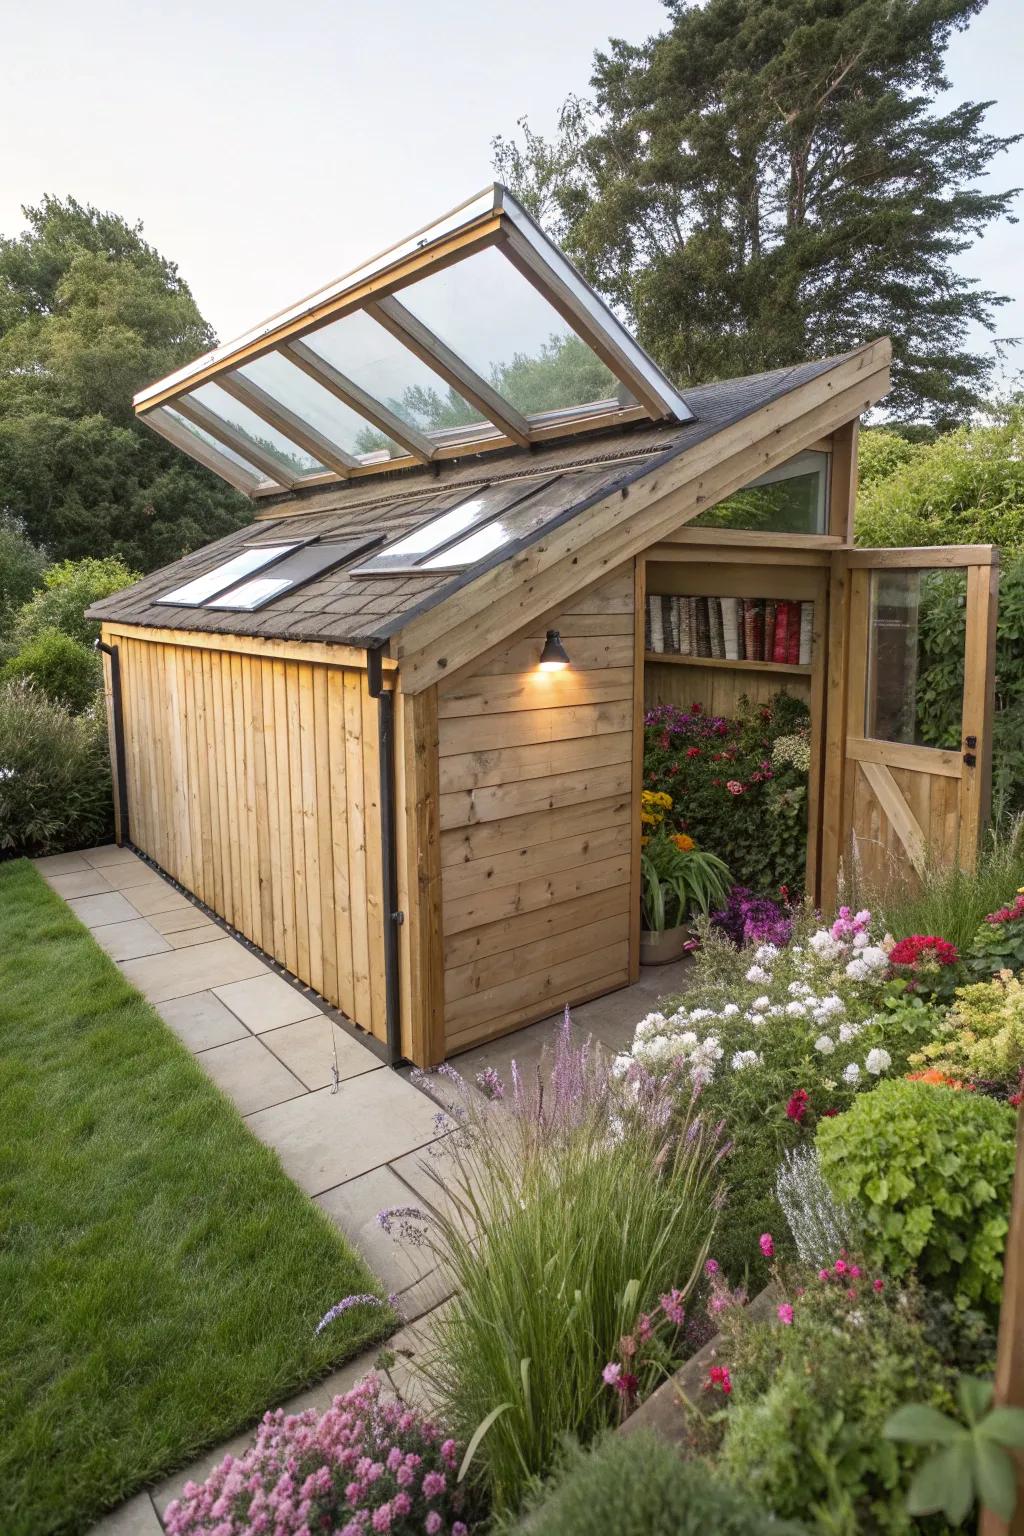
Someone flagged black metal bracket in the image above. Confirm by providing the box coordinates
[94,639,130,846]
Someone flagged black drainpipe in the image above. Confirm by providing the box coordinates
[94,639,130,846]
[366,645,403,1067]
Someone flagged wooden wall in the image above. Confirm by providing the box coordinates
[105,626,388,1043]
[435,566,637,1055]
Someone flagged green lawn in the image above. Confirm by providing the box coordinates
[0,859,391,1536]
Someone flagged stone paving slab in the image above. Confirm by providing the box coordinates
[198,1036,307,1116]
[79,844,143,868]
[148,905,215,934]
[212,973,324,1033]
[119,882,194,917]
[163,923,226,950]
[245,1072,441,1196]
[92,919,172,962]
[34,850,91,875]
[119,938,268,1004]
[90,1490,163,1536]
[315,1165,435,1294]
[261,1014,381,1089]
[156,990,250,1052]
[47,868,114,899]
[68,890,142,928]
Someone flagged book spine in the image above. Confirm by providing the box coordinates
[786,602,801,665]
[695,597,711,657]
[678,596,691,656]
[708,597,725,658]
[663,595,677,653]
[670,595,681,653]
[763,600,777,662]
[736,599,746,660]
[772,601,789,663]
[721,597,740,661]
[645,595,653,653]
[649,595,664,653]
[799,601,813,666]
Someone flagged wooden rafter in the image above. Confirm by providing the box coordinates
[171,396,301,489]
[282,340,434,465]
[143,405,266,496]
[365,295,532,449]
[214,372,359,478]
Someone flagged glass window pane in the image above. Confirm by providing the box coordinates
[304,309,485,441]
[691,451,829,533]
[158,545,297,606]
[237,352,403,460]
[353,478,557,573]
[165,408,266,478]
[399,247,628,417]
[189,382,327,475]
[865,568,966,748]
[209,539,377,611]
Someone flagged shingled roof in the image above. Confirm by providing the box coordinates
[90,353,845,650]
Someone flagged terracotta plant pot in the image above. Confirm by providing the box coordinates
[639,923,691,966]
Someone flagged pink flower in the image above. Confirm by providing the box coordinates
[786,1089,809,1123]
[726,780,745,795]
[616,1372,639,1401]
[391,1492,411,1518]
[440,1438,457,1467]
[759,1233,774,1258]
[637,1313,654,1342]
[873,1278,884,1293]
[619,1333,637,1358]
[834,1259,847,1275]
[421,1471,446,1500]
[453,1526,468,1536]
[705,1258,720,1276]
[660,1288,686,1326]
[602,1362,622,1386]
[371,1504,392,1533]
[425,1515,442,1536]
[818,1268,830,1282]
[850,1265,862,1278]
[396,1465,414,1487]
[777,1303,794,1325]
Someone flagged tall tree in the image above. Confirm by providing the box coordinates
[494,0,1020,423]
[0,197,251,569]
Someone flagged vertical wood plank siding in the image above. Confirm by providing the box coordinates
[436,567,636,1054]
[110,630,387,1043]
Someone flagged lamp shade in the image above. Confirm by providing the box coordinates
[539,629,571,670]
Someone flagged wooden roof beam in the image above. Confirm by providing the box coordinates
[365,295,532,450]
[282,340,435,465]
[168,397,303,490]
[214,371,359,478]
[142,406,267,497]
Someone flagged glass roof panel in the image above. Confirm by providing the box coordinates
[189,381,327,475]
[165,408,268,478]
[419,466,615,572]
[398,246,629,417]
[158,544,297,606]
[208,537,381,611]
[237,352,404,460]
[350,477,558,574]
[304,309,485,437]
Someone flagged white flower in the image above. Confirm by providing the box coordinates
[809,930,844,962]
[843,1062,861,1084]
[746,965,771,984]
[814,1035,835,1055]
[689,1008,715,1021]
[788,981,812,998]
[838,1022,860,1044]
[746,1010,767,1027]
[767,1004,785,1018]
[751,996,771,1011]
[755,944,780,965]
[852,931,869,950]
[634,1012,668,1042]
[731,1050,761,1070]
[865,1048,892,1076]
[845,958,870,982]
[721,1003,740,1017]
[611,1053,631,1078]
[818,994,844,1016]
[853,946,889,975]
[785,1000,807,1017]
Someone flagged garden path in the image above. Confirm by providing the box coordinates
[36,846,687,1535]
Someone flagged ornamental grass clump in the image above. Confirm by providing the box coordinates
[400,1011,725,1516]
[164,1374,469,1536]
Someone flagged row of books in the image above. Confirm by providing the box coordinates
[645,594,814,666]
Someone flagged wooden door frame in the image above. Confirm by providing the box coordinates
[819,544,999,908]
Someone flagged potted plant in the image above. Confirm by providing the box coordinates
[640,828,732,964]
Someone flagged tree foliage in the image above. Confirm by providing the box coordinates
[494,0,1020,423]
[0,197,252,571]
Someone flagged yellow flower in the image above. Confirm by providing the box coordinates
[640,835,650,847]
[640,811,657,826]
[673,833,695,852]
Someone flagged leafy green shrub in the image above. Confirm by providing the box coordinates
[407,1018,722,1515]
[816,1079,1015,1310]
[965,889,1024,977]
[510,1430,808,1536]
[909,974,1024,1089]
[2,628,101,713]
[643,692,810,896]
[639,827,731,929]
[0,514,46,638]
[0,682,113,854]
[718,1267,962,1534]
[14,555,138,647]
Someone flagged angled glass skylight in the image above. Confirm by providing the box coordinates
[207,536,382,611]
[158,544,298,606]
[134,185,692,496]
[350,477,559,575]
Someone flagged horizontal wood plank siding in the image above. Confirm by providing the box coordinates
[106,626,386,1043]
[437,567,636,1053]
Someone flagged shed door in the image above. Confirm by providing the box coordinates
[823,546,998,900]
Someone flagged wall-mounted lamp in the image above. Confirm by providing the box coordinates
[539,629,571,671]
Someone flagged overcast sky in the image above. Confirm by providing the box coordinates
[4,0,1021,380]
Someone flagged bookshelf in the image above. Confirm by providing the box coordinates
[645,652,811,676]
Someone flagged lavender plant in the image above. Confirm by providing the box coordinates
[774,1147,855,1267]
[385,1010,725,1515]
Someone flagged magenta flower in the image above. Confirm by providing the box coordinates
[759,1232,774,1258]
[422,1471,446,1500]
[705,1257,720,1276]
[425,1515,442,1536]
[777,1303,794,1325]
[602,1361,622,1386]
[834,1259,848,1275]
[873,1277,884,1293]
[818,1268,830,1281]
[660,1288,686,1327]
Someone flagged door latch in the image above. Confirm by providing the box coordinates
[965,735,977,749]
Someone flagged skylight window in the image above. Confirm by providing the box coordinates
[208,536,383,611]
[133,186,692,496]
[158,545,298,606]
[350,477,558,575]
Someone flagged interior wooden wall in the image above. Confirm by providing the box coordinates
[106,626,388,1043]
[436,566,636,1055]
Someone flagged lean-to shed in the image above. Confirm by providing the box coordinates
[91,187,998,1067]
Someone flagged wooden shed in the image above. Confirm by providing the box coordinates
[91,187,999,1067]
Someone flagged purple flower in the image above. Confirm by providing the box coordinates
[705,1257,720,1276]
[376,1207,429,1246]
[659,1288,686,1327]
[475,1066,505,1100]
[315,1293,396,1336]
[422,1470,446,1499]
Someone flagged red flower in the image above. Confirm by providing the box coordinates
[786,1089,809,1123]
[888,935,958,969]
[686,746,701,758]
[821,1107,839,1118]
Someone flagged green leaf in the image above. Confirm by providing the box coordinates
[906,1444,975,1521]
[974,1439,1018,1522]
[884,1404,963,1446]
[457,1402,513,1484]
[958,1375,995,1424]
[979,1406,1024,1448]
